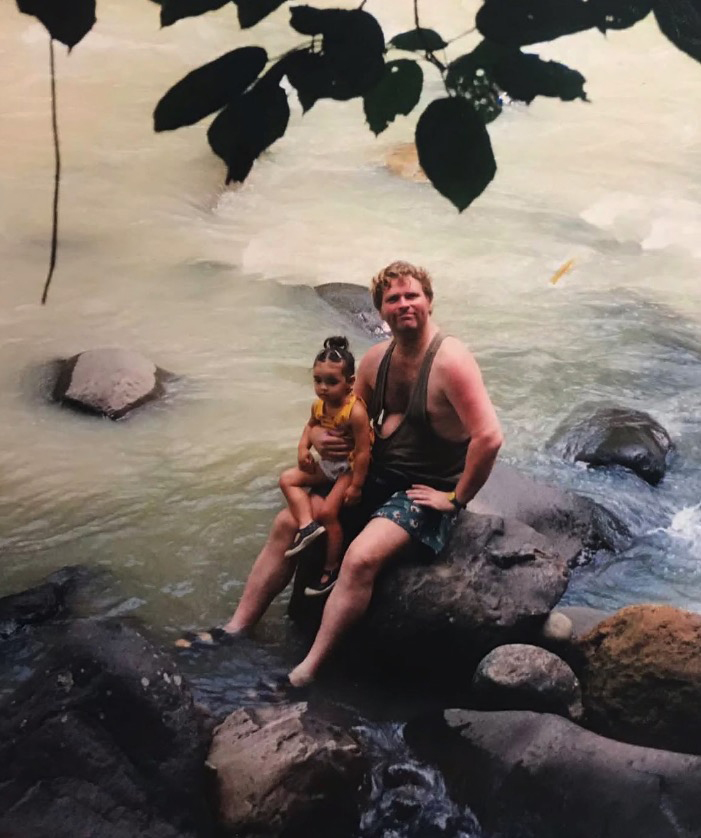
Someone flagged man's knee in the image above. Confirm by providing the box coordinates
[340,542,384,584]
[271,507,297,540]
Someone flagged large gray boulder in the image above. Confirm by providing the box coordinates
[0,618,212,838]
[405,709,701,838]
[52,347,171,419]
[289,511,570,679]
[208,702,366,838]
[468,462,628,561]
[552,404,674,485]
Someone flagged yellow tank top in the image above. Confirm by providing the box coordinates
[312,393,359,429]
[311,394,373,467]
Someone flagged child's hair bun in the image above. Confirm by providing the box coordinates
[324,336,349,352]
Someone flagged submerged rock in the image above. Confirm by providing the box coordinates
[208,702,366,838]
[552,405,673,485]
[52,347,172,419]
[405,709,701,838]
[0,618,212,838]
[579,604,701,755]
[383,143,428,183]
[315,283,390,340]
[472,643,583,720]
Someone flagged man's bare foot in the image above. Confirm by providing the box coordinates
[174,626,239,649]
[288,665,315,689]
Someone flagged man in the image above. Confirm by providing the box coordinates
[221,261,502,687]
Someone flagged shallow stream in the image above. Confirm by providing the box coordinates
[1,1,700,834]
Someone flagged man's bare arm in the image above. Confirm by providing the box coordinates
[443,341,503,506]
[407,339,502,511]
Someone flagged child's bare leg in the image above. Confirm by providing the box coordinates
[317,473,352,575]
[279,465,326,527]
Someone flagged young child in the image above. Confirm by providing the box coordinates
[279,336,372,597]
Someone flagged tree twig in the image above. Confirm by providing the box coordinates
[41,37,61,305]
[413,0,446,75]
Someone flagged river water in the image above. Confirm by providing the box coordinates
[1,1,700,819]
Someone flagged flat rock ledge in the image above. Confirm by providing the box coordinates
[208,702,367,838]
[405,709,701,838]
[52,347,171,419]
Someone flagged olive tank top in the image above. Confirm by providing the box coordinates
[368,333,469,491]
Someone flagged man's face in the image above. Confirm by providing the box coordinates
[379,276,432,335]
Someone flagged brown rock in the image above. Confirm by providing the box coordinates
[208,702,366,837]
[580,604,701,754]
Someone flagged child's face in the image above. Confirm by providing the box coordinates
[313,359,352,406]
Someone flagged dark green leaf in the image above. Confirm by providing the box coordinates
[477,0,596,45]
[415,97,496,212]
[493,53,587,103]
[160,0,229,27]
[590,0,652,31]
[16,0,95,49]
[233,0,288,28]
[389,28,448,51]
[445,41,514,124]
[154,46,267,131]
[363,60,423,135]
[286,8,385,101]
[279,50,332,111]
[207,77,290,183]
[654,0,701,63]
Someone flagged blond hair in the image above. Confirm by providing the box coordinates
[370,261,434,311]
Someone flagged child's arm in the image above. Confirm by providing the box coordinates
[344,400,372,505]
[298,409,318,474]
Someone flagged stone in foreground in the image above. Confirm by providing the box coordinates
[580,603,701,755]
[0,618,212,838]
[472,643,583,720]
[208,702,366,838]
[53,347,171,419]
[405,709,701,838]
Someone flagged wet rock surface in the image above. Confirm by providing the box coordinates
[405,709,701,838]
[209,701,367,838]
[468,462,628,561]
[315,283,390,340]
[52,347,171,419]
[579,603,701,755]
[0,618,212,838]
[472,643,583,720]
[553,405,673,485]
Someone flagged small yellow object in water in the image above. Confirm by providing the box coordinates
[550,259,575,285]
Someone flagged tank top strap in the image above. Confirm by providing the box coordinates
[406,332,445,421]
[369,340,395,423]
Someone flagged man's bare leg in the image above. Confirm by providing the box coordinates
[223,495,326,634]
[288,517,410,686]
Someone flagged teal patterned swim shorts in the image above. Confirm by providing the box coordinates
[370,490,458,555]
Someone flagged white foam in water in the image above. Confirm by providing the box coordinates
[667,504,701,551]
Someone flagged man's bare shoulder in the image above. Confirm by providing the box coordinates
[357,340,391,376]
[435,335,476,368]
